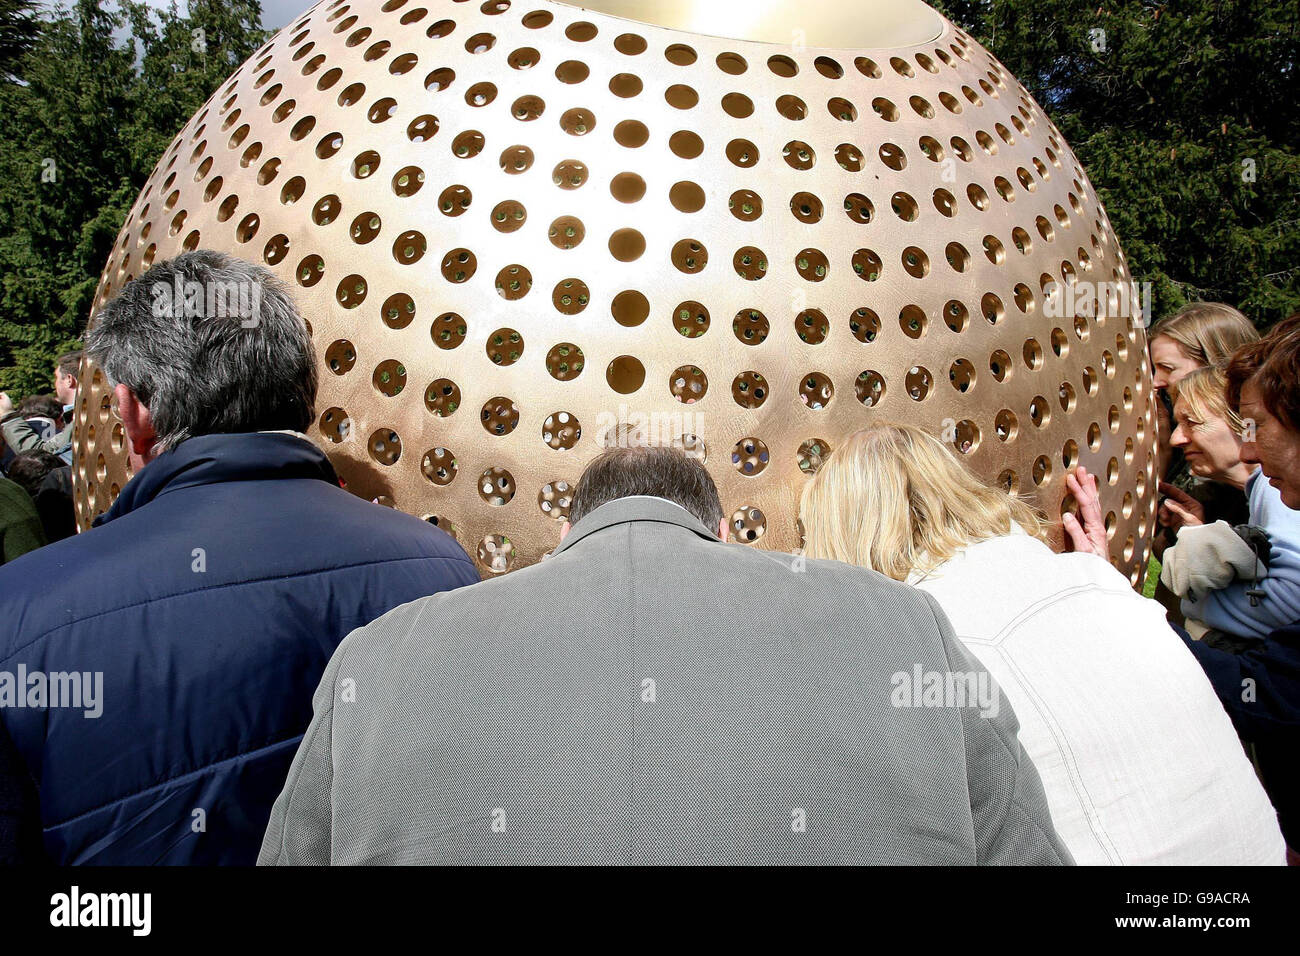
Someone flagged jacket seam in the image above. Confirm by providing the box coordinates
[1,552,475,666]
[925,591,1067,862]
[271,680,337,865]
[972,582,1140,647]
[44,730,305,829]
[554,509,717,556]
[145,466,337,504]
[999,795,1072,865]
[972,642,1125,865]
[947,583,1128,863]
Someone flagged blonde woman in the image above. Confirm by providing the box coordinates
[1149,304,1260,618]
[800,423,1285,865]
[1149,302,1258,390]
[1159,367,1300,642]
[1149,302,1258,498]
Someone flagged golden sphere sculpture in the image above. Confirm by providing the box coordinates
[75,0,1160,582]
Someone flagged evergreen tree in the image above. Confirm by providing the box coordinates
[934,0,1300,326]
[0,1,1295,394]
[0,0,135,396]
[121,1,267,189]
[0,0,39,80]
[0,0,263,397]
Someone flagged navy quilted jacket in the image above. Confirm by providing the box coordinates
[0,432,478,864]
[1184,628,1300,851]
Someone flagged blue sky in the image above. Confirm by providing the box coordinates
[252,0,302,31]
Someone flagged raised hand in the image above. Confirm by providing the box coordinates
[1063,465,1109,558]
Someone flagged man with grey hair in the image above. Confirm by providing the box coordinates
[0,250,478,865]
[261,442,1070,865]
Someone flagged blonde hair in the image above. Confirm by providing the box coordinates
[1171,365,1244,435]
[799,423,1047,581]
[1149,302,1259,369]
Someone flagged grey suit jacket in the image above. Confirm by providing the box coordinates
[260,496,1072,865]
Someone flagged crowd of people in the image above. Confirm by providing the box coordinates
[0,351,80,561]
[0,249,1298,865]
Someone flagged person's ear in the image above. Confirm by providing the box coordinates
[559,520,571,542]
[717,516,730,542]
[115,383,157,460]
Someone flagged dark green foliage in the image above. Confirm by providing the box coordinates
[933,0,1300,327]
[0,0,264,397]
[0,1,1296,397]
[0,0,39,80]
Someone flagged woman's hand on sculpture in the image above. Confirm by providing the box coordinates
[1063,465,1109,558]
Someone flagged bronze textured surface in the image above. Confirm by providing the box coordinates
[74,0,1160,583]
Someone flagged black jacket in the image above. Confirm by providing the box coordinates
[1184,627,1300,848]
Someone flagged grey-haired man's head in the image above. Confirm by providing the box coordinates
[564,443,727,541]
[84,251,316,463]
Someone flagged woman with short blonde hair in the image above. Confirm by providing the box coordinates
[799,422,1285,865]
[1171,364,1246,438]
[1158,365,1300,643]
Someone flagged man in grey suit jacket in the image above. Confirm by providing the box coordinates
[261,444,1071,865]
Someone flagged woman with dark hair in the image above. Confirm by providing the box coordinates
[1182,313,1300,864]
[5,450,75,544]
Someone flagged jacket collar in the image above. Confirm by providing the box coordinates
[93,432,339,526]
[551,495,721,556]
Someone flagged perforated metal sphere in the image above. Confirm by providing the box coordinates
[75,0,1160,582]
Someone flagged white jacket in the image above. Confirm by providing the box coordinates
[909,529,1286,865]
